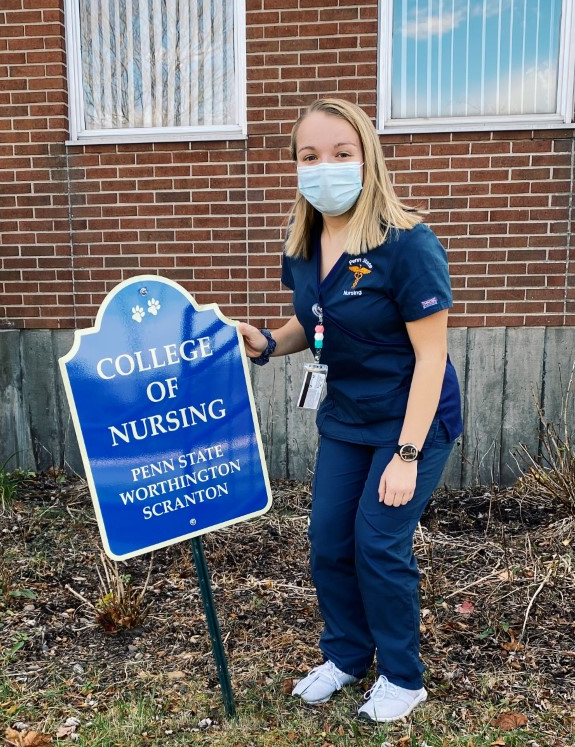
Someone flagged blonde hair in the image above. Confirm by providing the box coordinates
[284,98,423,258]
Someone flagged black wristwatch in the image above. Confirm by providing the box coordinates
[395,443,424,462]
[249,328,277,366]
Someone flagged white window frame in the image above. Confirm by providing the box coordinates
[64,0,247,145]
[377,0,575,133]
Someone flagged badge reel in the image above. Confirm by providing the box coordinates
[297,303,328,410]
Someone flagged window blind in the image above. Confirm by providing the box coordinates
[79,0,236,130]
[391,0,562,120]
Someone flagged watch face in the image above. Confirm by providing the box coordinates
[399,444,418,462]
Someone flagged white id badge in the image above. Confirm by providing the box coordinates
[297,363,328,410]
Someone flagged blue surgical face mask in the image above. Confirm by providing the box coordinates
[297,161,363,216]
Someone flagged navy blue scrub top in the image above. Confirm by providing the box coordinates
[281,220,463,446]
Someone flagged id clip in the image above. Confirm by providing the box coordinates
[297,362,328,410]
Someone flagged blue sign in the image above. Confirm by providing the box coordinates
[59,275,272,560]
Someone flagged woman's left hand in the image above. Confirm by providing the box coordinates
[378,455,418,506]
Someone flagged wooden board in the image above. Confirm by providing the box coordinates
[2,327,575,489]
[500,327,545,485]
[0,331,33,470]
[462,327,506,486]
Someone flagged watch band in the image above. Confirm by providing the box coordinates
[249,328,277,366]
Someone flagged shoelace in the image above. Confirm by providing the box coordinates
[363,675,398,701]
[310,661,345,692]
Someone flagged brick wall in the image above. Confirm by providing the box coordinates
[1,0,574,330]
[0,0,73,327]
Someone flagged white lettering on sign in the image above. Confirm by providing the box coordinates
[119,459,240,505]
[129,445,225,482]
[96,337,213,380]
[179,444,224,467]
[108,398,226,447]
[142,483,229,519]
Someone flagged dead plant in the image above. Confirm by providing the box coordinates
[94,552,154,632]
[66,551,154,633]
[514,362,575,513]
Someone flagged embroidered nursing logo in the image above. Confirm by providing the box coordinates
[348,265,372,289]
[421,297,438,309]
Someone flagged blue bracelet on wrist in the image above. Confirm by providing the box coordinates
[249,328,277,366]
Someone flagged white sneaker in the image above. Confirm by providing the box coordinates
[292,660,359,704]
[358,675,427,722]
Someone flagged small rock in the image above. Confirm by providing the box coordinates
[198,717,212,729]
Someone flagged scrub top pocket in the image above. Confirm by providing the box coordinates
[330,383,411,425]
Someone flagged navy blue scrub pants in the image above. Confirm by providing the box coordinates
[309,418,453,690]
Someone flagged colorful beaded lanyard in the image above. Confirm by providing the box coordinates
[312,303,324,362]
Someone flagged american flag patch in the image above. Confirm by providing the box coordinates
[421,297,438,309]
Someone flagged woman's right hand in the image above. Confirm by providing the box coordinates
[237,322,269,358]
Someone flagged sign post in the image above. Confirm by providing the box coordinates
[191,536,236,717]
[59,275,272,717]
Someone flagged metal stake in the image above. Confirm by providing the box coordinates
[190,536,236,718]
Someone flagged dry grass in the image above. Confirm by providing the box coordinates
[514,363,575,512]
[0,474,574,746]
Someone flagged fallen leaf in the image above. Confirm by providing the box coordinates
[4,729,53,746]
[501,639,525,652]
[54,718,80,741]
[455,600,474,615]
[492,710,528,730]
[55,726,75,739]
[281,678,295,695]
[5,729,20,745]
[166,671,186,680]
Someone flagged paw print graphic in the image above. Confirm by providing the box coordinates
[147,298,161,316]
[131,305,145,323]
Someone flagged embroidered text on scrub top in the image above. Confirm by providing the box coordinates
[344,257,372,296]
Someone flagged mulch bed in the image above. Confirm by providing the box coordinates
[1,472,574,738]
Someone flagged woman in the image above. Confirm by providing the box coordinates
[239,98,462,723]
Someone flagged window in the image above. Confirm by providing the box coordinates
[65,0,246,144]
[378,0,575,132]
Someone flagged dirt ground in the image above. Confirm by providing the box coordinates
[1,472,574,744]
